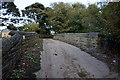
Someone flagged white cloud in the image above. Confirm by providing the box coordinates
[0,26,7,30]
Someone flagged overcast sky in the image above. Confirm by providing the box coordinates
[14,0,101,10]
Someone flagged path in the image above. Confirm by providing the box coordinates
[35,39,110,78]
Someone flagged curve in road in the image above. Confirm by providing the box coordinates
[35,39,110,78]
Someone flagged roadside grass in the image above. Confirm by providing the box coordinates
[78,71,87,78]
[77,68,92,78]
[35,42,42,46]
[26,52,33,56]
[10,69,25,78]
[32,58,40,64]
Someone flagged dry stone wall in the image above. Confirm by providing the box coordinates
[2,33,23,78]
[54,33,100,53]
[54,33,120,73]
[2,32,39,78]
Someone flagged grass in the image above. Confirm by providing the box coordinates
[78,71,87,78]
[35,42,42,46]
[10,69,25,78]
[26,52,33,56]
[32,58,40,64]
[13,69,25,73]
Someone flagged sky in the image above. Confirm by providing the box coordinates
[14,0,101,10]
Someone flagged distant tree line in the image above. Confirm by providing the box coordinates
[1,2,120,38]
[46,2,120,38]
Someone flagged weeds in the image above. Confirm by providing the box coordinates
[26,53,33,56]
[10,69,25,78]
[32,58,40,64]
[9,39,43,78]
[78,71,87,78]
[35,42,42,46]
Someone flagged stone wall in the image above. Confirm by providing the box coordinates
[54,33,100,53]
[2,33,23,78]
[2,32,39,78]
[0,39,2,80]
[54,33,120,73]
[39,34,53,38]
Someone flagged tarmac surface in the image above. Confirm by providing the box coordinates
[35,39,110,78]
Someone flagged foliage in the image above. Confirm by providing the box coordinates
[7,24,17,31]
[81,4,101,32]
[22,2,51,34]
[78,72,87,78]
[2,2,20,17]
[32,58,40,64]
[10,69,25,78]
[1,2,20,30]
[4,2,119,37]
[21,23,39,32]
[2,2,20,24]
[47,3,81,33]
[101,2,120,38]
[47,2,102,33]
[19,23,47,34]
[47,2,76,33]
[22,3,47,28]
[35,42,43,46]
[46,2,119,38]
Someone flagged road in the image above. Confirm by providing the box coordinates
[35,39,110,78]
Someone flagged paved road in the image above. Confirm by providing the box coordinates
[35,39,110,78]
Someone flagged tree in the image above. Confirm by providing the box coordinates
[1,2,20,30]
[7,24,17,31]
[81,4,102,32]
[47,2,86,33]
[48,2,75,33]
[68,3,85,33]
[2,2,20,17]
[19,23,47,34]
[22,2,47,28]
[21,23,40,32]
[2,2,20,23]
[101,2,120,38]
[72,2,85,9]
